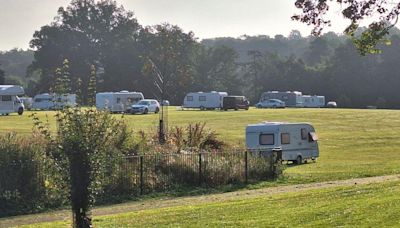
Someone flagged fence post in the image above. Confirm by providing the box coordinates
[245,151,248,184]
[198,153,202,186]
[271,149,282,179]
[140,155,144,195]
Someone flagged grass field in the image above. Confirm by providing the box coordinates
[19,180,400,227]
[1,107,400,185]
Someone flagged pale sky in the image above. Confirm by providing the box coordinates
[0,0,351,51]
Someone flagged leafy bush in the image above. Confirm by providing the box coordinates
[33,108,132,227]
[0,133,63,217]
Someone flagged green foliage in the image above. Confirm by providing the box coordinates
[87,65,97,106]
[33,108,130,227]
[0,66,4,85]
[53,59,71,95]
[0,133,66,217]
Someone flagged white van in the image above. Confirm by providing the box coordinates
[246,121,319,164]
[0,85,25,115]
[32,93,77,110]
[96,91,144,113]
[182,91,227,110]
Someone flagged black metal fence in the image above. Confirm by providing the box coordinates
[0,150,282,217]
[99,150,282,196]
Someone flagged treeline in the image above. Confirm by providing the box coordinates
[2,0,400,108]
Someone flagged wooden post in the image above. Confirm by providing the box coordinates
[245,151,248,184]
[198,153,202,186]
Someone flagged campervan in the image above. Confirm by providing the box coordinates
[246,122,319,164]
[260,91,303,107]
[96,91,144,113]
[182,91,227,110]
[32,93,77,110]
[302,95,325,108]
[0,85,25,115]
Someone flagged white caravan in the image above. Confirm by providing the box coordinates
[246,121,319,164]
[32,93,77,110]
[0,85,25,115]
[96,91,144,113]
[302,95,325,108]
[182,91,228,110]
[260,91,303,107]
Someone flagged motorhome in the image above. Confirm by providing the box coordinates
[302,95,325,108]
[182,91,228,110]
[0,85,25,115]
[246,121,319,164]
[260,91,303,107]
[96,91,144,113]
[32,93,77,110]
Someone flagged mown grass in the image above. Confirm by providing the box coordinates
[1,107,400,184]
[21,180,400,227]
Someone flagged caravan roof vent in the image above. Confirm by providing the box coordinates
[120,90,129,93]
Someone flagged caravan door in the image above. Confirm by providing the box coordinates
[0,95,14,114]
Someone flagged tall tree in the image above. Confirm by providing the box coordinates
[87,65,97,106]
[30,0,141,102]
[140,23,197,104]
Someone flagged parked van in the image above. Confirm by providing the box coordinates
[32,93,77,110]
[0,85,25,115]
[182,91,227,110]
[222,96,249,110]
[96,91,144,113]
[246,121,319,164]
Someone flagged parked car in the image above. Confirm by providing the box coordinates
[222,96,250,111]
[256,99,285,108]
[326,101,338,108]
[129,99,160,114]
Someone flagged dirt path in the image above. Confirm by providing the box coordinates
[1,174,400,227]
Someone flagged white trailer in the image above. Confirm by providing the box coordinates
[246,121,319,164]
[96,91,144,113]
[182,91,228,110]
[260,91,303,107]
[0,85,25,115]
[32,93,77,110]
[302,95,325,108]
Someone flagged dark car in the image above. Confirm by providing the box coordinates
[222,96,250,111]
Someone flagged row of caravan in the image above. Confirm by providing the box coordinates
[259,91,326,108]
[182,91,327,110]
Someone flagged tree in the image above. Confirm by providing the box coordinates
[293,0,400,54]
[87,65,97,106]
[53,59,71,95]
[33,108,130,228]
[193,46,241,94]
[30,0,141,102]
[140,23,197,104]
[0,66,5,85]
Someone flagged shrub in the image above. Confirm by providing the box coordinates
[33,108,132,227]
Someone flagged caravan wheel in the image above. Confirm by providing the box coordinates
[18,107,24,115]
[200,106,205,111]
[295,155,302,165]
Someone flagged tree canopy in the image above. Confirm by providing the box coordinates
[293,0,400,54]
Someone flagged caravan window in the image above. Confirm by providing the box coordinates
[301,128,307,140]
[281,133,290,144]
[199,96,206,101]
[187,96,193,101]
[1,96,12,102]
[116,98,121,103]
[259,134,274,145]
